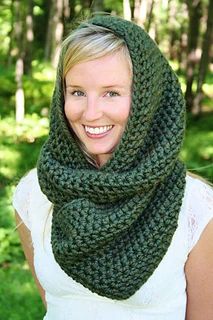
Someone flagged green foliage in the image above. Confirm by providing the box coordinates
[0,1,12,56]
[181,113,213,181]
[0,61,50,316]
[0,61,54,118]
[0,228,23,265]
[0,106,48,319]
[0,66,16,115]
[0,115,48,181]
[0,263,45,319]
[104,0,123,13]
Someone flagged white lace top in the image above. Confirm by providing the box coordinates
[13,169,213,320]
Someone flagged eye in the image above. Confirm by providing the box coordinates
[71,90,86,97]
[105,91,120,97]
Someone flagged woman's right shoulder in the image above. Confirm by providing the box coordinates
[12,168,51,230]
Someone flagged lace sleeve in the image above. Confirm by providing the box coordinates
[187,177,213,253]
[12,169,37,230]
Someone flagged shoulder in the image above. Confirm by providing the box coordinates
[185,172,213,200]
[184,173,213,250]
[13,168,40,206]
[185,173,213,215]
[185,218,213,318]
[13,168,51,230]
[184,179,213,319]
[182,174,213,318]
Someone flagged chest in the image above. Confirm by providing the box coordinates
[29,193,189,309]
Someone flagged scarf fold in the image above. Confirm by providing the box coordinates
[37,15,187,300]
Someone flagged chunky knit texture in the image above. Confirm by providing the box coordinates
[37,15,187,300]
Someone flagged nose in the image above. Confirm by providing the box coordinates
[83,96,103,122]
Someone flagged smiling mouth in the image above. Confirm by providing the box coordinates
[83,125,114,138]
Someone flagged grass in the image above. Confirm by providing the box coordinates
[0,60,212,319]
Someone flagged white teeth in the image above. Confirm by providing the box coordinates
[85,125,113,135]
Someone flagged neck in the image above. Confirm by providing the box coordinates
[96,153,112,167]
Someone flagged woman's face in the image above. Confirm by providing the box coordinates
[64,51,132,166]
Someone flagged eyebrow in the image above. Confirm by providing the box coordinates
[66,85,81,88]
[66,84,127,89]
[102,85,126,89]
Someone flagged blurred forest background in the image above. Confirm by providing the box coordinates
[0,0,212,319]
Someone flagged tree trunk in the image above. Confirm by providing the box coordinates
[23,0,34,75]
[63,0,73,35]
[167,0,178,60]
[177,28,188,72]
[7,0,15,67]
[69,0,76,20]
[64,0,70,20]
[15,58,25,123]
[134,0,148,26]
[44,0,55,61]
[146,0,155,33]
[193,0,213,115]
[83,0,93,8]
[185,0,202,110]
[91,0,104,12]
[51,0,64,67]
[44,0,64,66]
[148,0,160,42]
[13,0,25,122]
[123,0,132,20]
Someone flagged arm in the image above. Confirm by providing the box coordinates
[185,218,213,320]
[15,210,47,309]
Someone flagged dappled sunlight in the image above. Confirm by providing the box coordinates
[14,115,49,141]
[0,263,45,319]
[0,115,49,182]
[1,114,49,140]
[203,83,213,97]
[0,147,21,180]
[32,60,56,81]
[198,145,213,161]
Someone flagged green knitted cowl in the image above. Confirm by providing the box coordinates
[37,15,187,300]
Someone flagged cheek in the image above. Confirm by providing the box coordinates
[64,100,82,122]
[108,97,131,124]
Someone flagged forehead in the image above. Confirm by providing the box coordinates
[65,52,132,86]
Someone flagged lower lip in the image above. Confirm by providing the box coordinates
[84,126,114,139]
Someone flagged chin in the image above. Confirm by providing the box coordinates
[85,145,114,155]
[90,149,113,156]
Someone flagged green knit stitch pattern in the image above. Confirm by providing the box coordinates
[37,15,187,300]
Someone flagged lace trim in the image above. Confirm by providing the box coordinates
[187,178,213,252]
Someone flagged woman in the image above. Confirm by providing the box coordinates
[13,15,213,319]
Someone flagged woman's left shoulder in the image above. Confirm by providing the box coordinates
[185,173,213,214]
[184,173,213,252]
[184,174,213,318]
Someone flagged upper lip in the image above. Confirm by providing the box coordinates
[83,125,113,128]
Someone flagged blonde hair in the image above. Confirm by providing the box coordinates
[61,22,133,167]
[62,23,132,78]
